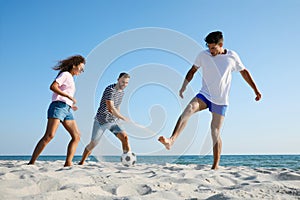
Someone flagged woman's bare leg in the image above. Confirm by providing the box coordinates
[28,118,60,165]
[62,120,81,167]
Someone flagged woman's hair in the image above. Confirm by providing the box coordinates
[53,55,85,75]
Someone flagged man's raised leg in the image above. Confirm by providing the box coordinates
[158,97,206,150]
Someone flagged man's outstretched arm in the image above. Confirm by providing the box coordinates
[240,69,262,101]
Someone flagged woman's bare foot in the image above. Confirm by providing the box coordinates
[78,161,84,165]
[158,136,173,150]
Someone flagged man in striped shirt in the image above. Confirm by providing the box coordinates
[79,73,131,165]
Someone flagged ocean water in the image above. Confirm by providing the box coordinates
[0,155,299,170]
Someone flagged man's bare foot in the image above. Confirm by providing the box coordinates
[158,136,173,150]
[64,162,72,167]
[211,165,219,170]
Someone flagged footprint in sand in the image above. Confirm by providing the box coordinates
[115,184,152,196]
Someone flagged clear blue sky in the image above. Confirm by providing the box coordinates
[1,0,299,156]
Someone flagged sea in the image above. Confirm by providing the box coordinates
[0,155,299,170]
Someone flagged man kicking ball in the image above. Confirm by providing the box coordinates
[158,31,261,170]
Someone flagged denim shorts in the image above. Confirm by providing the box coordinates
[47,101,74,122]
[91,120,124,142]
[196,93,227,116]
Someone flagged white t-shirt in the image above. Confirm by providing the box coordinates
[194,49,245,105]
[52,71,75,106]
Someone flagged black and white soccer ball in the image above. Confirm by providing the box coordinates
[121,152,137,167]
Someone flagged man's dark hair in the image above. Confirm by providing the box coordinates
[205,31,223,44]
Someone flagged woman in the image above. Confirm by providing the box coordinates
[28,55,85,167]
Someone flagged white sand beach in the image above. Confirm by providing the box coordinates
[0,160,299,200]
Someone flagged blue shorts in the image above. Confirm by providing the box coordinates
[47,101,74,122]
[196,93,227,116]
[91,120,124,142]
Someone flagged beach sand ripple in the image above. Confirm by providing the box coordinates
[0,160,299,199]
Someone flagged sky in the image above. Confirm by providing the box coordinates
[0,0,299,157]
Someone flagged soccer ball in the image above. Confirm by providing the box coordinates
[121,152,137,167]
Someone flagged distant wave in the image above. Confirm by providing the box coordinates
[1,155,299,170]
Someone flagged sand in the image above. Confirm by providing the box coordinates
[0,160,299,200]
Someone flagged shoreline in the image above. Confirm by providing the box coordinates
[1,154,299,170]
